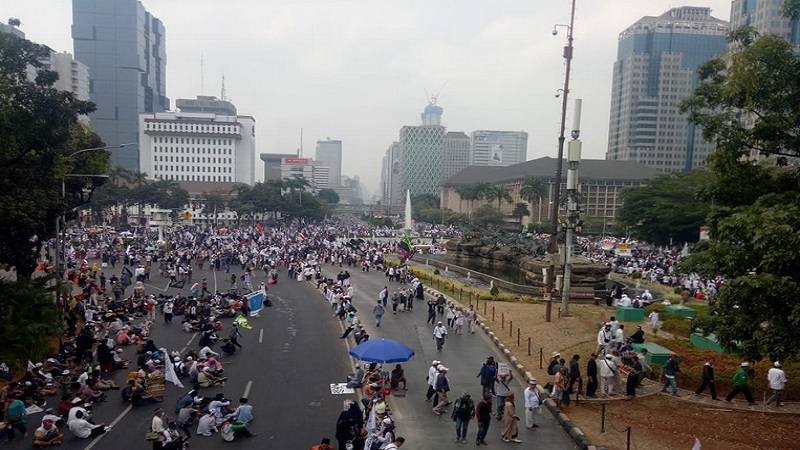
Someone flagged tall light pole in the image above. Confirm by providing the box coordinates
[54,143,135,286]
[544,0,578,322]
[561,99,582,316]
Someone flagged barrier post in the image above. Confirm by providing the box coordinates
[517,328,520,346]
[539,348,543,369]
[601,403,606,433]
[527,337,531,356]
[509,321,513,337]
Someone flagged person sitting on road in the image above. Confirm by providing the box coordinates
[390,364,407,391]
[32,417,63,447]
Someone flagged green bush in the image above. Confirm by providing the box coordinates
[490,286,500,297]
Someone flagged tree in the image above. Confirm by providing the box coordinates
[512,202,530,223]
[317,188,340,205]
[676,26,800,361]
[618,171,711,245]
[202,191,228,226]
[0,280,63,370]
[472,204,502,226]
[0,32,107,276]
[519,177,547,223]
[483,185,512,211]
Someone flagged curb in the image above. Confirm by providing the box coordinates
[427,286,594,450]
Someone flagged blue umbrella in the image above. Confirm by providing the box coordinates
[349,338,415,363]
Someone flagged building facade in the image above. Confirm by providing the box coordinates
[73,0,169,170]
[380,142,403,213]
[400,124,445,196]
[312,161,331,190]
[470,130,528,167]
[314,139,342,187]
[138,96,255,185]
[606,6,729,173]
[442,131,471,180]
[279,157,314,186]
[441,157,659,226]
[730,0,800,49]
[1,23,90,102]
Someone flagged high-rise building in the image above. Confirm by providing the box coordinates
[380,142,403,213]
[400,122,445,197]
[73,0,169,170]
[1,23,90,102]
[138,96,256,185]
[470,130,528,167]
[315,138,342,187]
[442,131,471,180]
[312,161,331,190]
[606,6,729,172]
[730,0,800,49]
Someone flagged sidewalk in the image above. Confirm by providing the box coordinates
[326,267,577,449]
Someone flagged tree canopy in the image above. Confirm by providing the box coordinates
[0,31,108,276]
[618,171,711,245]
[677,28,800,361]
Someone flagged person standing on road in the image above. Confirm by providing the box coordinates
[586,353,598,398]
[432,366,450,415]
[373,301,385,327]
[725,361,755,405]
[495,366,513,420]
[379,286,389,307]
[500,392,521,443]
[433,321,448,351]
[626,355,643,398]
[475,393,492,446]
[695,360,718,400]
[466,305,477,334]
[426,360,441,403]
[766,361,787,407]
[523,379,541,429]
[661,353,680,396]
[566,354,581,406]
[477,357,497,398]
[427,298,437,325]
[598,355,617,397]
[163,300,174,324]
[451,392,475,444]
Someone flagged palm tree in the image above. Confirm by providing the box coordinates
[484,185,512,212]
[512,202,530,224]
[519,177,547,223]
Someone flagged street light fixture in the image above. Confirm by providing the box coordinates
[54,143,135,287]
[544,0,578,322]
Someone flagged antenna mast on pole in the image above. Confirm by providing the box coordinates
[200,53,204,95]
[220,74,226,101]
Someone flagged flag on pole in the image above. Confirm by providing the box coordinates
[397,235,414,260]
[160,348,184,388]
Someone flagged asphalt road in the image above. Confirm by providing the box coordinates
[320,266,577,450]
[6,263,353,450]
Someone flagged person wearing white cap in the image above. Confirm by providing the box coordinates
[766,361,787,407]
[523,379,542,429]
[725,361,755,405]
[426,360,441,403]
[433,321,448,351]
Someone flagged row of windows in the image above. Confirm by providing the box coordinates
[155,165,232,173]
[157,174,232,182]
[154,136,233,146]
[154,146,232,155]
[154,156,232,164]
[146,122,238,134]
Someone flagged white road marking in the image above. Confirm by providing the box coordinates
[82,404,132,450]
[180,332,198,353]
[243,380,253,398]
[259,328,264,344]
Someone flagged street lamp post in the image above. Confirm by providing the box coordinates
[544,0,578,322]
[54,143,134,289]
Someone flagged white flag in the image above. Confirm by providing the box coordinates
[161,348,184,388]
[692,438,701,450]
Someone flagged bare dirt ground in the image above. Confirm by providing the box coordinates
[567,396,799,450]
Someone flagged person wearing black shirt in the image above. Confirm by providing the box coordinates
[475,394,493,446]
[586,354,598,398]
[695,360,718,400]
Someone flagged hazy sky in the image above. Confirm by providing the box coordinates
[8,0,732,196]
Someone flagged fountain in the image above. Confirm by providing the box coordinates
[403,189,412,234]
